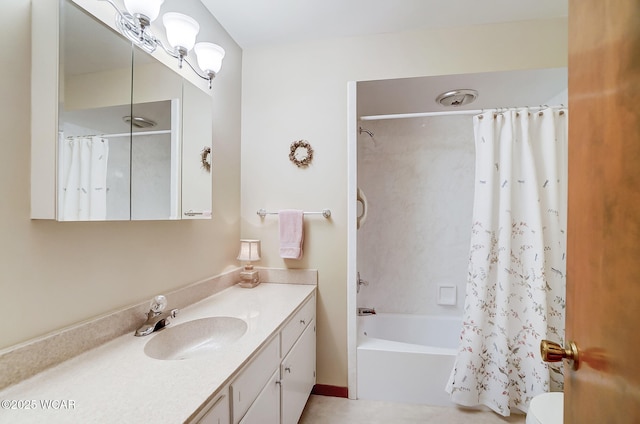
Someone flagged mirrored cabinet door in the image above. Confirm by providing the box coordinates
[181,79,213,219]
[58,0,133,221]
[59,0,183,221]
[130,46,183,220]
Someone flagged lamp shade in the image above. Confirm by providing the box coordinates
[194,42,225,74]
[237,240,261,262]
[124,0,164,21]
[162,12,200,51]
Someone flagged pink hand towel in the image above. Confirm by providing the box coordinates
[279,210,304,259]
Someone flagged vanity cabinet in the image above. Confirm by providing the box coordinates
[0,284,316,423]
[227,294,316,424]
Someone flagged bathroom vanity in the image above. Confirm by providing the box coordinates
[195,289,316,424]
[0,282,316,423]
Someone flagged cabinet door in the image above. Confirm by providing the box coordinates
[238,370,280,424]
[231,336,280,424]
[197,392,229,424]
[181,80,213,219]
[281,321,316,424]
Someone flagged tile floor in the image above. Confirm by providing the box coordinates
[299,395,526,424]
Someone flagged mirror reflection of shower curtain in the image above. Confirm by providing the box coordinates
[59,135,109,221]
[445,108,568,416]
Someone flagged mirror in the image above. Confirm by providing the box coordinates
[46,0,212,221]
[130,45,183,220]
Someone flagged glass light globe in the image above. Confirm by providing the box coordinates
[162,12,200,52]
[194,42,225,74]
[124,0,164,22]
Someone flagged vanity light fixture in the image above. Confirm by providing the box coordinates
[100,0,225,88]
[237,240,261,288]
[194,42,226,88]
[162,12,199,69]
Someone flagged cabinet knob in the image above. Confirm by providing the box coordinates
[300,319,306,325]
[284,367,291,373]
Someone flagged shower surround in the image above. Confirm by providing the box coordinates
[356,115,475,316]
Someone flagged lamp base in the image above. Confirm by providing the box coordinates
[238,269,260,288]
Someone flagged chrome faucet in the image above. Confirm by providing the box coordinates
[135,295,179,337]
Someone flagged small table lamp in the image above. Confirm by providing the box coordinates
[237,239,261,288]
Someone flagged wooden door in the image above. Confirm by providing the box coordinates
[566,0,640,422]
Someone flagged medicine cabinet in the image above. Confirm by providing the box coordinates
[31,0,213,220]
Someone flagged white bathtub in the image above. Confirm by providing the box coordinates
[357,313,462,406]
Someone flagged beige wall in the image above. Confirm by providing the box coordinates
[0,1,242,350]
[240,18,568,388]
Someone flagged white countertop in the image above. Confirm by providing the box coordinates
[0,283,316,424]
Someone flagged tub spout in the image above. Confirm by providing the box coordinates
[358,307,376,316]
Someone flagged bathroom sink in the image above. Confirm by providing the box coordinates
[144,316,248,360]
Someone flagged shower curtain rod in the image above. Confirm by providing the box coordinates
[66,129,172,139]
[359,105,566,121]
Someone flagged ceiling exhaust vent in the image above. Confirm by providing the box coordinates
[123,115,157,129]
[436,89,478,107]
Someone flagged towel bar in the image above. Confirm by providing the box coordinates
[257,209,331,219]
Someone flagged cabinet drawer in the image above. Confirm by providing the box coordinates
[231,335,280,424]
[281,295,315,357]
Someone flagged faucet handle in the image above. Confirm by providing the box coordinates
[150,295,167,312]
[169,308,179,318]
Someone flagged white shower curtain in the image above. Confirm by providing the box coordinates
[59,136,109,221]
[445,108,567,416]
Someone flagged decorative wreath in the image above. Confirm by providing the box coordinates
[201,146,211,172]
[289,140,313,167]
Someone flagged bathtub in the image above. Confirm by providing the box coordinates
[357,313,462,406]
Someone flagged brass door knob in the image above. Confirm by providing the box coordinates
[540,340,580,370]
